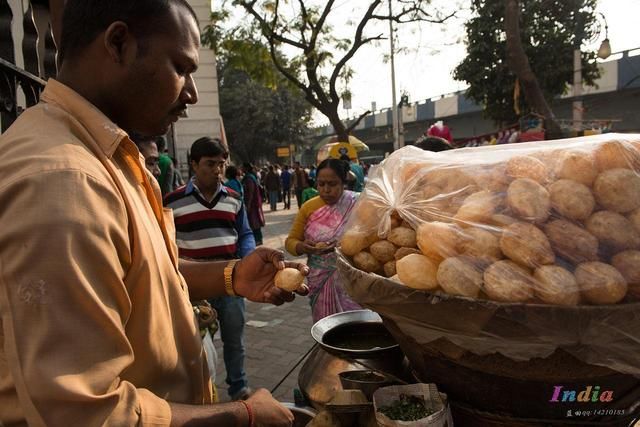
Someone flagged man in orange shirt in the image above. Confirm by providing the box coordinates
[0,1,305,426]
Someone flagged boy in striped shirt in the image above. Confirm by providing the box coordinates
[165,137,255,401]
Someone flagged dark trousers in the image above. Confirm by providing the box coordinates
[295,188,304,208]
[282,187,291,209]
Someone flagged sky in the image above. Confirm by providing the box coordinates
[325,0,640,126]
[214,1,640,126]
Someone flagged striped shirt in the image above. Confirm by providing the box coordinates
[164,179,255,260]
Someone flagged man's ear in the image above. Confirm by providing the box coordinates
[103,21,135,64]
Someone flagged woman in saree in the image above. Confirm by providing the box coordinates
[285,158,361,322]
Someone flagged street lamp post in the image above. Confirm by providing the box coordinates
[388,0,399,152]
[573,12,611,133]
[572,48,583,132]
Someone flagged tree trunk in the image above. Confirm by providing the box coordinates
[324,108,349,142]
[504,0,563,139]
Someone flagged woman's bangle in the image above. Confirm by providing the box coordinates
[224,259,240,296]
[239,400,254,427]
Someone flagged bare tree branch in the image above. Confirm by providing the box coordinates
[232,0,453,142]
[308,0,336,52]
[345,110,372,134]
[236,0,307,49]
[328,0,382,106]
[297,0,309,45]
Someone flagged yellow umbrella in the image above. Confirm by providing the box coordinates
[315,135,370,152]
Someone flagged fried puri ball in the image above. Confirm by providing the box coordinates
[593,169,640,214]
[586,211,640,252]
[396,253,439,290]
[549,179,595,221]
[458,227,503,261]
[274,268,305,292]
[401,160,431,183]
[575,262,628,305]
[611,250,640,297]
[389,214,402,229]
[500,222,555,269]
[436,256,484,298]
[340,229,379,256]
[387,226,417,248]
[369,240,397,263]
[506,178,550,223]
[506,155,549,183]
[352,196,386,229]
[474,164,511,192]
[394,247,421,260]
[594,140,640,171]
[629,208,640,234]
[353,251,382,273]
[544,219,599,264]
[416,221,463,261]
[533,265,580,306]
[488,213,518,228]
[483,260,534,303]
[454,190,500,226]
[383,260,397,278]
[422,168,477,195]
[555,151,597,186]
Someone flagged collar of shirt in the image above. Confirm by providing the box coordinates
[40,79,129,158]
[187,178,225,203]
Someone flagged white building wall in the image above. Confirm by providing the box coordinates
[583,60,618,95]
[174,0,221,170]
[374,110,388,127]
[434,95,458,118]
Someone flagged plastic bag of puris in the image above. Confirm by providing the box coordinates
[340,133,640,307]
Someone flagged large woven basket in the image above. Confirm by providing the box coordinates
[337,253,640,423]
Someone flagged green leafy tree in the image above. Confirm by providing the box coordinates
[231,0,455,142]
[202,14,311,163]
[454,0,601,131]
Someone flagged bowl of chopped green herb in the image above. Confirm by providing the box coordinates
[378,394,434,422]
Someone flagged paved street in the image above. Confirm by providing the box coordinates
[213,202,317,403]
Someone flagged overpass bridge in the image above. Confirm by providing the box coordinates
[307,48,640,163]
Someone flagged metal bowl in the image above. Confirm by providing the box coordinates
[338,369,395,400]
[310,309,399,357]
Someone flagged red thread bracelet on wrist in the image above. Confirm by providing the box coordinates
[239,400,254,427]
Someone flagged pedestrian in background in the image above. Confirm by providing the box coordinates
[301,178,319,205]
[264,165,281,211]
[281,164,292,209]
[225,164,244,198]
[242,162,265,245]
[130,133,161,180]
[165,137,256,402]
[156,135,174,196]
[292,161,309,208]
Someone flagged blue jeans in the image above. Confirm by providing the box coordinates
[209,296,248,398]
[268,191,279,210]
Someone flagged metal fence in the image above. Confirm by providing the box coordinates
[1,0,57,133]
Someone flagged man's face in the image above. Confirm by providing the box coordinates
[119,5,200,136]
[139,142,161,179]
[192,155,226,192]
